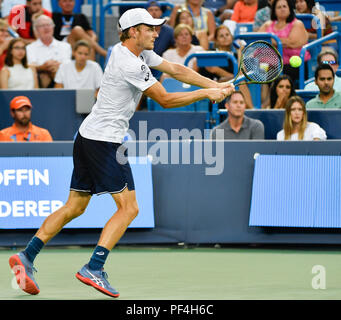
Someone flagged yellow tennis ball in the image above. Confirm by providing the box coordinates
[259,63,269,72]
[289,56,302,68]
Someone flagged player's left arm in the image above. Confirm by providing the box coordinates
[153,59,234,91]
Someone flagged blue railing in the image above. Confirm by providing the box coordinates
[299,31,341,89]
[296,13,322,39]
[234,32,283,57]
[316,0,341,11]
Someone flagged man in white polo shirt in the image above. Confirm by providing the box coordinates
[26,14,71,87]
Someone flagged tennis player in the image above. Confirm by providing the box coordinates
[9,8,234,298]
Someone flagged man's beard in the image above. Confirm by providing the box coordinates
[17,118,30,126]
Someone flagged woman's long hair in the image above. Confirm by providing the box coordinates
[283,95,307,140]
[5,38,28,68]
[270,74,296,108]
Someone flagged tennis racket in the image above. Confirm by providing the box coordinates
[229,40,283,86]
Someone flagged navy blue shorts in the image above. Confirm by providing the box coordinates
[70,133,135,195]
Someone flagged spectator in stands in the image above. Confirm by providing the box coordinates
[169,0,216,41]
[304,49,341,91]
[231,0,259,23]
[295,0,332,39]
[253,0,274,31]
[257,0,310,85]
[52,0,107,59]
[1,0,51,18]
[54,40,103,96]
[266,74,296,108]
[0,19,12,70]
[306,64,341,109]
[8,0,52,42]
[210,90,264,139]
[0,38,38,89]
[147,0,175,81]
[201,25,253,107]
[147,0,175,55]
[0,95,53,141]
[26,15,71,88]
[203,0,231,15]
[277,95,327,140]
[174,8,208,50]
[161,23,204,81]
[201,25,235,81]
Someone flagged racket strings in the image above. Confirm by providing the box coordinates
[241,42,282,82]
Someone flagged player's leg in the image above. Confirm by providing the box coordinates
[86,189,138,270]
[35,190,91,243]
[97,188,139,250]
[9,190,91,295]
[75,137,137,297]
[75,188,138,298]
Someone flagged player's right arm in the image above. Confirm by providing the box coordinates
[144,80,230,109]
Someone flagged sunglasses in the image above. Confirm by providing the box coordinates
[322,60,337,65]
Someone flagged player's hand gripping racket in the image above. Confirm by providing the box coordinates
[229,40,283,86]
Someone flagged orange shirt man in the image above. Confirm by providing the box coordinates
[0,96,53,142]
[0,131,11,141]
[231,0,258,23]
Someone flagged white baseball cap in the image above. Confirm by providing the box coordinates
[118,8,166,31]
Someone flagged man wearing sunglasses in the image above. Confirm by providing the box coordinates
[304,49,341,92]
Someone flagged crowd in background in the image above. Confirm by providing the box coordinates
[0,0,341,142]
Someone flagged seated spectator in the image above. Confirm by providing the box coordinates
[52,0,107,59]
[0,19,12,70]
[304,49,341,91]
[0,96,53,141]
[203,0,231,16]
[174,8,208,50]
[277,95,327,140]
[253,0,274,31]
[0,38,39,89]
[258,0,310,86]
[161,23,204,81]
[169,0,216,41]
[147,0,175,55]
[210,90,265,139]
[201,25,253,108]
[214,0,238,22]
[8,0,52,42]
[295,0,332,39]
[306,64,341,109]
[231,0,259,23]
[1,0,51,18]
[54,40,103,96]
[26,15,71,88]
[0,131,11,141]
[201,25,236,81]
[266,74,296,108]
[147,0,175,81]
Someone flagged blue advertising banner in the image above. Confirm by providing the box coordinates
[249,154,341,228]
[0,156,155,229]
